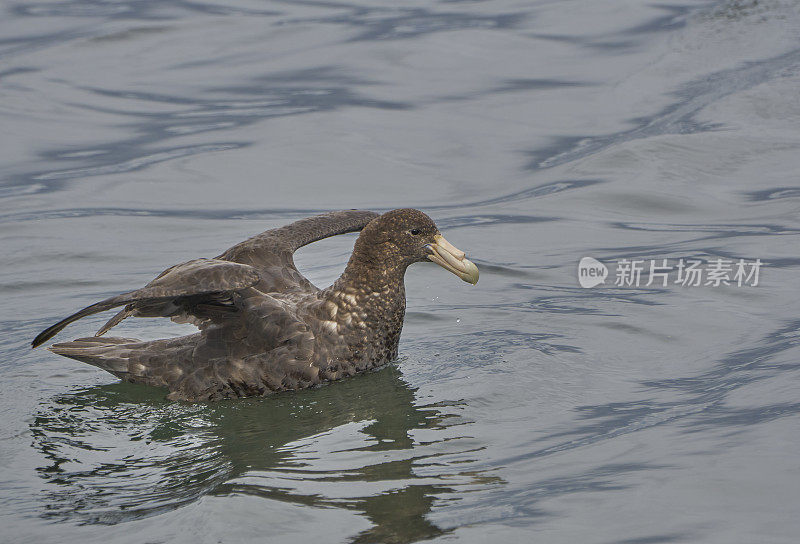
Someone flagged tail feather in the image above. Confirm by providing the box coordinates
[49,336,141,374]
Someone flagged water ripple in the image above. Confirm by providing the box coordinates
[527,47,800,170]
[6,67,410,195]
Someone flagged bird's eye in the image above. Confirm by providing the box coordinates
[410,228,421,235]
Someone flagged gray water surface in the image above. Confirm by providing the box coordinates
[2,1,800,543]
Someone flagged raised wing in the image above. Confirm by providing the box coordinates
[31,259,260,348]
[218,209,379,293]
[32,210,379,348]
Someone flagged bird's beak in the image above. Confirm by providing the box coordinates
[427,234,479,285]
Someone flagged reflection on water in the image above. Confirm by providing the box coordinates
[32,365,492,542]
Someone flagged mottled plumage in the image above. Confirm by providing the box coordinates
[33,209,478,401]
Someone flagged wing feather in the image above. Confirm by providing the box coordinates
[32,259,259,347]
[218,210,378,293]
[33,210,379,348]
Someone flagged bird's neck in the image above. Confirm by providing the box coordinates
[325,251,407,318]
[318,245,408,359]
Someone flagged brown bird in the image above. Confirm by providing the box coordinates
[32,209,479,401]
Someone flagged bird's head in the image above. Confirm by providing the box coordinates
[358,208,479,284]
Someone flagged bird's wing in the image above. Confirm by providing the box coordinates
[32,258,261,348]
[217,209,379,293]
[176,294,320,399]
[32,210,379,347]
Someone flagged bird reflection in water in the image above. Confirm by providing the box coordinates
[32,365,498,543]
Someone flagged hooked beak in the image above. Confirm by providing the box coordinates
[427,234,479,285]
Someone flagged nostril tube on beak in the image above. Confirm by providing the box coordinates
[433,234,465,260]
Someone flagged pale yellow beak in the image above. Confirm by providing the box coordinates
[427,234,479,285]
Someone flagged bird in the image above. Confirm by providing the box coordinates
[32,209,479,401]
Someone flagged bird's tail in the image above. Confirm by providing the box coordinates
[48,334,199,390]
[49,336,143,376]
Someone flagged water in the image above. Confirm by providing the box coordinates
[2,0,800,542]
